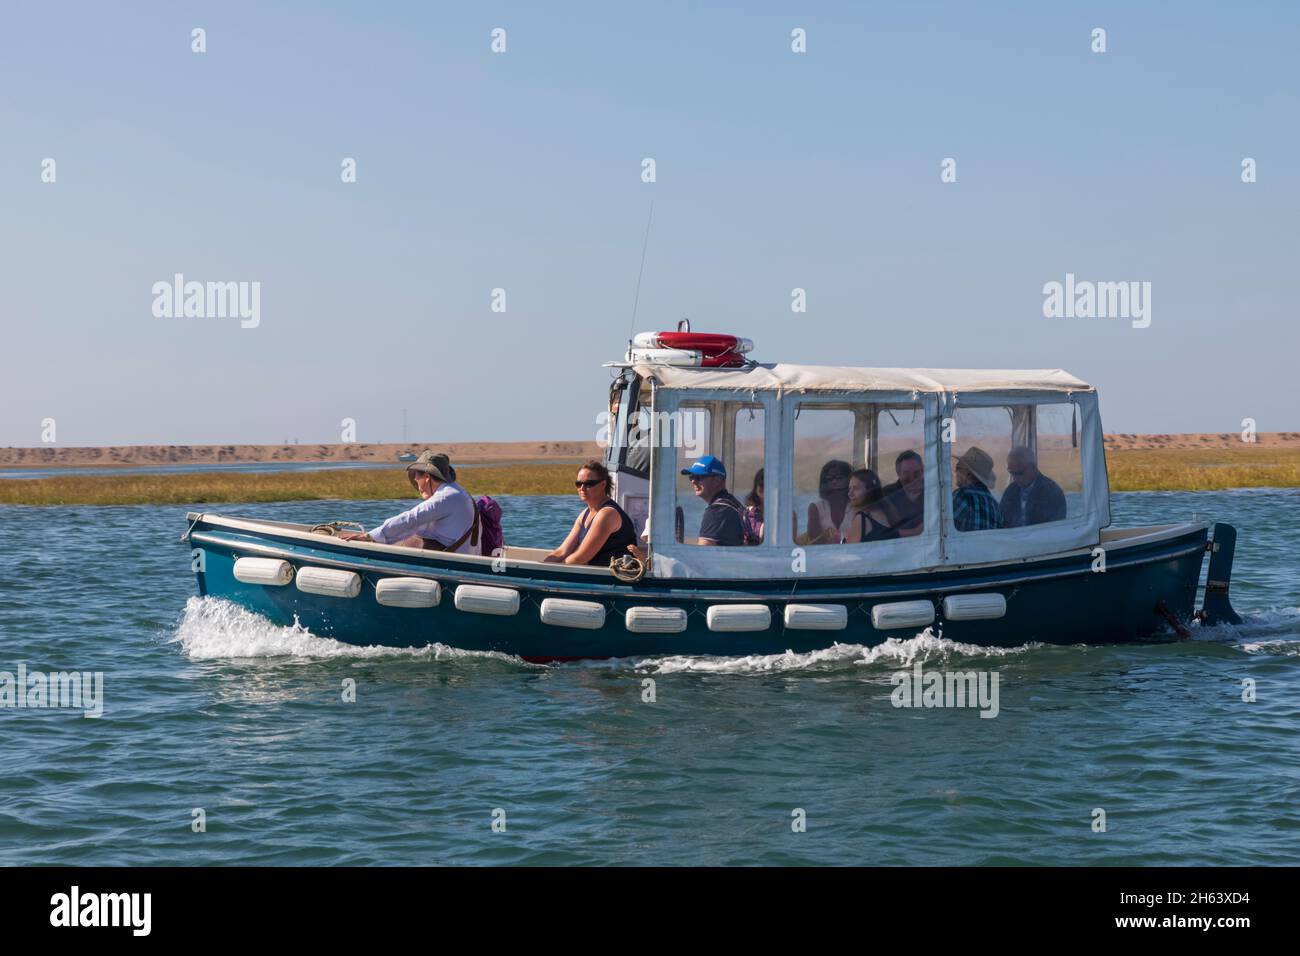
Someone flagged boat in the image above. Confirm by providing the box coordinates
[397,453,418,463]
[182,329,1243,661]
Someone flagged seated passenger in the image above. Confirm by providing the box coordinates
[805,459,852,545]
[681,455,745,546]
[881,450,925,537]
[952,448,1004,532]
[745,468,765,543]
[545,460,637,565]
[842,469,899,543]
[341,451,478,552]
[1001,446,1068,527]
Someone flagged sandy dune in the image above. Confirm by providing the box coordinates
[1102,432,1300,450]
[0,440,602,468]
[2,433,1297,468]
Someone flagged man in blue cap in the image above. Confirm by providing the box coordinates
[681,455,745,546]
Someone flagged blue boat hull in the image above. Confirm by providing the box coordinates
[186,518,1215,660]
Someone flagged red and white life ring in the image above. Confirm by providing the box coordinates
[632,332,754,356]
[627,347,746,368]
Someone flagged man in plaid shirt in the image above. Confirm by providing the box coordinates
[953,447,1004,532]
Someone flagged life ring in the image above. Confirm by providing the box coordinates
[627,347,746,368]
[632,331,753,356]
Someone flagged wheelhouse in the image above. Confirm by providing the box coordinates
[607,363,1110,580]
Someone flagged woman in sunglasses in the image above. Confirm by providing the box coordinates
[544,460,638,566]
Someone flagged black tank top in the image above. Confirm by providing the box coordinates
[860,510,900,542]
[577,499,638,566]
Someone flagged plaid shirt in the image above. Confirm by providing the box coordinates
[953,481,1004,532]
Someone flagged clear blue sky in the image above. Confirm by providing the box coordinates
[2,1,1296,446]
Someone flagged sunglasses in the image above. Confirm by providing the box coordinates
[575,478,604,489]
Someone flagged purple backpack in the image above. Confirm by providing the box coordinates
[476,496,504,556]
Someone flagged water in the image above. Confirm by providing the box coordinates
[1,490,1297,865]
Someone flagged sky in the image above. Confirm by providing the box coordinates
[1,1,1297,447]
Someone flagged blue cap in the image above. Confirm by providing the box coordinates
[680,455,727,478]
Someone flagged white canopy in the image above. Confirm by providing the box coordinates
[635,363,1093,395]
[638,371,1110,580]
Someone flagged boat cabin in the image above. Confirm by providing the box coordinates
[606,362,1110,580]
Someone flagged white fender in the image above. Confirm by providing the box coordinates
[783,604,847,630]
[375,577,442,608]
[295,566,361,599]
[233,557,294,586]
[625,606,688,634]
[871,600,935,630]
[454,584,520,616]
[539,598,606,630]
[706,604,772,632]
[942,593,1006,621]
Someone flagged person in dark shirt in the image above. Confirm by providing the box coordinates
[1000,446,1068,527]
[880,450,925,537]
[681,455,744,546]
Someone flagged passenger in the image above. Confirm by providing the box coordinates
[544,460,638,565]
[681,455,745,546]
[952,447,1004,532]
[842,469,899,543]
[340,451,478,552]
[806,459,852,545]
[881,450,925,537]
[745,468,765,543]
[543,460,634,564]
[1001,446,1067,527]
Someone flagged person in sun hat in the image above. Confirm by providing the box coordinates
[681,454,745,546]
[952,446,1004,533]
[340,450,478,552]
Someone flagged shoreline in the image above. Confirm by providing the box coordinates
[1,433,1297,470]
[1,441,1299,504]
[0,439,602,469]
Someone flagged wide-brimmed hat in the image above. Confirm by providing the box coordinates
[955,447,996,489]
[406,450,456,489]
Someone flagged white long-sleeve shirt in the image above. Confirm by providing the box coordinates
[368,481,476,552]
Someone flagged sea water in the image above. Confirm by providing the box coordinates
[0,490,1296,865]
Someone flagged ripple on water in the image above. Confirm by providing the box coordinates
[2,491,1299,865]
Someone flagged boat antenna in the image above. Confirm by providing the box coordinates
[627,199,655,347]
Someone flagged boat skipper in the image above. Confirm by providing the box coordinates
[340,451,478,553]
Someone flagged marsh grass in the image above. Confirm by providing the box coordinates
[2,448,1297,505]
[0,463,581,506]
[1106,446,1300,491]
